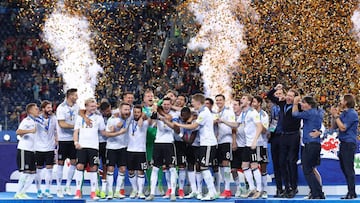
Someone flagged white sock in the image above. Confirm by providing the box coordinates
[243,168,255,191]
[233,175,240,191]
[45,168,53,191]
[223,166,231,191]
[261,174,267,192]
[137,174,145,194]
[101,179,107,192]
[74,170,83,191]
[129,173,138,192]
[150,167,159,195]
[89,172,98,192]
[21,173,35,194]
[252,168,262,192]
[116,172,125,193]
[178,168,186,190]
[196,172,203,194]
[188,171,197,193]
[214,171,220,193]
[202,170,216,196]
[66,165,75,187]
[169,167,177,195]
[17,172,28,194]
[56,165,64,189]
[107,172,114,194]
[35,168,43,192]
[164,169,171,190]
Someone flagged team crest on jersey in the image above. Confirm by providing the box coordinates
[197,116,204,122]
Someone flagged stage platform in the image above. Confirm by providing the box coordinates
[0,192,358,203]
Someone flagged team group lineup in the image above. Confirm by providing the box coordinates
[13,84,359,200]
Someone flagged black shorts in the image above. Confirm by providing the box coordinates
[231,147,244,169]
[186,145,198,166]
[217,143,232,162]
[198,145,217,167]
[58,141,77,161]
[35,151,55,167]
[153,143,176,167]
[17,149,36,172]
[106,148,127,167]
[99,142,107,165]
[127,151,148,171]
[242,146,261,163]
[259,146,269,164]
[212,145,219,167]
[175,141,187,166]
[76,148,100,167]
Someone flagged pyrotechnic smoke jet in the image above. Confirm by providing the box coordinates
[43,1,103,108]
[187,0,248,105]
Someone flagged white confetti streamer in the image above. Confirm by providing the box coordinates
[43,1,103,109]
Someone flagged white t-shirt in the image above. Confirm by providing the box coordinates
[127,120,149,152]
[235,113,246,147]
[106,116,129,149]
[259,110,270,148]
[236,108,261,147]
[216,107,236,144]
[34,114,57,152]
[99,114,109,143]
[154,111,178,143]
[196,106,218,146]
[56,101,79,141]
[74,114,105,150]
[17,116,37,151]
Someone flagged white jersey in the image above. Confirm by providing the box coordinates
[196,106,218,146]
[155,111,178,143]
[34,114,57,152]
[74,114,105,150]
[127,120,149,152]
[56,101,79,141]
[258,109,269,147]
[173,111,183,142]
[106,116,129,149]
[99,114,109,143]
[17,116,37,151]
[236,108,261,147]
[216,107,236,144]
[235,113,246,147]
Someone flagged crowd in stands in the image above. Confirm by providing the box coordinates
[0,1,203,130]
[0,1,359,131]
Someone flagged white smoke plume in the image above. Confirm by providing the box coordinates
[43,1,103,109]
[187,0,248,105]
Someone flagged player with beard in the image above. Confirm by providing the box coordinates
[34,100,57,199]
[172,95,189,199]
[231,99,247,197]
[174,94,218,201]
[98,101,112,199]
[214,94,236,198]
[72,98,119,200]
[146,97,180,201]
[220,94,263,199]
[104,102,131,199]
[56,88,79,198]
[177,107,202,199]
[127,105,150,199]
[252,96,270,198]
[14,103,39,199]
